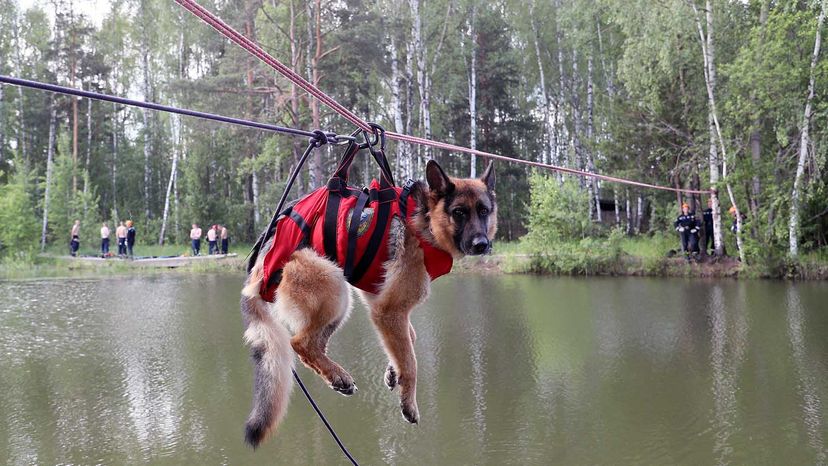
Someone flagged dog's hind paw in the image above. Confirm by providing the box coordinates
[401,402,419,424]
[384,364,397,390]
[329,374,357,396]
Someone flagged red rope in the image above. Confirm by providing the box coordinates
[175,0,710,196]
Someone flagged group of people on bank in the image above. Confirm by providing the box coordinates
[70,220,136,257]
[674,199,741,260]
[189,224,229,256]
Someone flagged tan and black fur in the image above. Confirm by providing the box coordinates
[240,159,497,448]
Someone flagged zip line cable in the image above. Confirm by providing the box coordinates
[174,0,710,196]
[0,75,348,144]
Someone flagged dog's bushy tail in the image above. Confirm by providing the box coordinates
[240,265,294,448]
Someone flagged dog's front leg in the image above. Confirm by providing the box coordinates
[371,305,419,423]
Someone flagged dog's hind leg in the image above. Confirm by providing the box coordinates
[277,248,356,395]
[370,231,431,424]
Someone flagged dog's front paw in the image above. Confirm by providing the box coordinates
[384,364,397,390]
[401,401,419,424]
[329,373,357,396]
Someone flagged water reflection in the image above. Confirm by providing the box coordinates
[0,275,826,464]
[786,286,827,465]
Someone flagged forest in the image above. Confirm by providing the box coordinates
[0,0,827,270]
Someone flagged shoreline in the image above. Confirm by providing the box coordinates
[457,253,828,281]
[3,251,827,282]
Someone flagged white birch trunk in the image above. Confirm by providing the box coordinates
[693,0,746,263]
[531,1,553,166]
[83,94,91,214]
[555,0,566,174]
[111,101,118,221]
[141,13,152,220]
[789,0,826,257]
[159,115,179,245]
[390,34,409,179]
[40,100,57,251]
[468,5,478,177]
[13,18,27,163]
[614,189,621,226]
[410,0,431,160]
[586,53,601,222]
[0,83,5,162]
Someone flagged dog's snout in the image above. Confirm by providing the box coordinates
[470,236,490,255]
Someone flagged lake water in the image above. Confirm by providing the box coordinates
[0,273,826,465]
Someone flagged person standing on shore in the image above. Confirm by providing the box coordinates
[220,225,229,254]
[126,220,136,257]
[207,224,218,255]
[190,224,202,256]
[702,198,714,255]
[100,222,111,256]
[116,221,127,256]
[70,220,80,256]
[674,203,700,261]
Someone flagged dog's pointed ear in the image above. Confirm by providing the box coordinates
[480,161,495,192]
[426,159,455,196]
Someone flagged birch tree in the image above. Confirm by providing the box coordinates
[40,99,57,251]
[789,0,826,257]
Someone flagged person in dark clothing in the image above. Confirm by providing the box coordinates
[674,203,700,260]
[220,225,229,254]
[69,220,80,256]
[126,220,136,257]
[702,198,714,253]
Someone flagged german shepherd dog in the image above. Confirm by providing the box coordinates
[240,159,496,447]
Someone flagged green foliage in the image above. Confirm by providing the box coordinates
[525,173,592,248]
[0,165,39,255]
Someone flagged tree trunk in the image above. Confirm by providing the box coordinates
[159,115,179,245]
[586,52,601,222]
[70,1,78,194]
[244,0,261,232]
[789,0,826,257]
[141,0,152,220]
[531,1,553,166]
[287,0,305,196]
[308,0,323,187]
[410,0,431,160]
[41,99,57,251]
[405,4,418,171]
[467,5,478,177]
[13,18,27,164]
[693,0,745,263]
[555,0,566,173]
[390,34,408,178]
[625,189,632,234]
[614,189,621,226]
[0,83,5,162]
[111,101,118,221]
[83,93,91,215]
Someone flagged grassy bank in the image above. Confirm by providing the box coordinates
[463,235,828,280]
[0,242,249,280]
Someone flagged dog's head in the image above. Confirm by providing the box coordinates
[422,159,497,257]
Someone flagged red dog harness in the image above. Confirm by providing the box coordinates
[259,139,452,302]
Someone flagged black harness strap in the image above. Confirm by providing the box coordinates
[323,190,341,263]
[349,190,392,285]
[398,178,415,216]
[343,190,369,281]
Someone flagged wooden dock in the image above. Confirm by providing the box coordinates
[45,253,239,268]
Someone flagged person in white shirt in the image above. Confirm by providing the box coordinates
[207,224,218,255]
[190,224,203,256]
[100,222,111,256]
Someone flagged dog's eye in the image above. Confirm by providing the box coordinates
[452,208,466,219]
[478,207,489,216]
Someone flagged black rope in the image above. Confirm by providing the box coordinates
[293,369,360,465]
[0,75,350,144]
